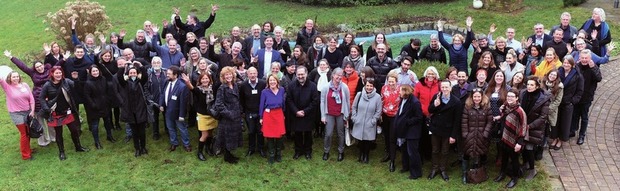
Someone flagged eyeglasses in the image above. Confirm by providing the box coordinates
[472,88,484,93]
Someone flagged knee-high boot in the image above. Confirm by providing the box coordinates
[267,138,275,164]
[275,138,283,162]
[205,137,214,156]
[55,127,66,160]
[462,158,469,184]
[197,141,206,161]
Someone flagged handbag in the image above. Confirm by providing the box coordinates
[25,115,43,138]
[345,123,356,146]
[467,166,489,184]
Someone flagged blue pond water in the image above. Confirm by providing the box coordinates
[288,30,455,49]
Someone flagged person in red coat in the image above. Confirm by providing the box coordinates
[414,66,440,161]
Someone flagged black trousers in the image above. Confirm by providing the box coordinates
[403,139,422,178]
[294,131,313,154]
[500,143,521,177]
[130,123,146,150]
[382,115,398,161]
[246,113,264,151]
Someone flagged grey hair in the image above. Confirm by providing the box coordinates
[430,34,438,40]
[332,67,344,76]
[561,12,571,20]
[580,49,592,56]
[232,42,242,49]
[593,8,606,22]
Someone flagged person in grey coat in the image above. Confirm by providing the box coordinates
[320,68,350,162]
[351,78,382,163]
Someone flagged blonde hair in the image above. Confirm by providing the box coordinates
[219,66,237,85]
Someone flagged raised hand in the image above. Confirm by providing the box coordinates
[162,19,169,27]
[94,46,101,54]
[209,34,218,44]
[152,24,159,33]
[607,41,616,55]
[566,43,573,53]
[119,29,126,38]
[181,73,190,82]
[436,20,444,31]
[43,43,51,53]
[63,50,71,59]
[71,17,77,29]
[99,34,106,44]
[211,4,219,14]
[4,50,11,58]
[489,23,496,34]
[591,29,598,40]
[173,7,180,16]
[466,16,473,28]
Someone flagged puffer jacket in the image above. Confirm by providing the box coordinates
[461,106,493,157]
[367,56,397,88]
[520,89,551,145]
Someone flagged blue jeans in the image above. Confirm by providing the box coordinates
[571,101,592,137]
[166,117,190,146]
[89,116,113,143]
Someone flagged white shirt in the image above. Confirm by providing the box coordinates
[165,79,177,106]
[399,98,407,115]
[263,49,273,77]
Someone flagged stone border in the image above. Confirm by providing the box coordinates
[329,22,476,39]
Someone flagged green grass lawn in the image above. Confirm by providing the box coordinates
[0,0,605,190]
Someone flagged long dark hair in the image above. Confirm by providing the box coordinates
[542,69,561,96]
[485,70,508,103]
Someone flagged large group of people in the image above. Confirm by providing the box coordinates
[1,5,614,188]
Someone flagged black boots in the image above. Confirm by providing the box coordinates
[461,159,469,184]
[57,139,66,161]
[275,139,283,163]
[224,149,239,164]
[494,172,506,182]
[389,160,396,172]
[72,137,89,152]
[205,137,215,156]
[197,141,207,161]
[95,141,103,150]
[267,139,275,164]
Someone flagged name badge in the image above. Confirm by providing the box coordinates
[67,110,72,115]
[252,90,258,95]
[171,95,178,100]
[265,108,271,113]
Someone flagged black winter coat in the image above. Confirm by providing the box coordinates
[215,83,243,150]
[367,56,397,88]
[117,66,150,124]
[428,93,462,138]
[520,90,551,145]
[286,80,319,131]
[40,79,78,116]
[394,95,424,139]
[577,64,602,103]
[558,67,584,105]
[84,75,112,122]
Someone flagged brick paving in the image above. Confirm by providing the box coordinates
[547,2,620,191]
[549,60,620,191]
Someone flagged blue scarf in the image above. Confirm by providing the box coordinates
[583,19,610,56]
[560,67,577,86]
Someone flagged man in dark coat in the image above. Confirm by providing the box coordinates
[118,30,157,63]
[62,45,94,113]
[572,50,602,145]
[528,23,553,47]
[394,84,424,179]
[296,19,320,52]
[287,66,319,160]
[242,24,266,59]
[239,67,267,157]
[173,5,218,39]
[544,28,569,61]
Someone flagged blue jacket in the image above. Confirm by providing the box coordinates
[151,35,185,68]
[159,79,189,120]
[438,30,473,72]
[253,49,284,79]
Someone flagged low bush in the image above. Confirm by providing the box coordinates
[44,0,112,50]
[563,0,588,7]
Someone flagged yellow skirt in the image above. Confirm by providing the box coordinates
[197,113,218,131]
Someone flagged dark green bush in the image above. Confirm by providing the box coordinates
[281,0,452,6]
[411,60,450,79]
[563,0,588,7]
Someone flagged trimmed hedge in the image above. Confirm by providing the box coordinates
[411,60,451,80]
[563,0,588,7]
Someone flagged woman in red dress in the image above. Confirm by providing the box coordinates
[260,74,286,164]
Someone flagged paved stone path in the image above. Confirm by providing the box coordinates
[549,60,620,191]
[547,2,620,191]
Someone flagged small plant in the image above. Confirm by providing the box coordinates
[44,0,112,50]
[411,60,450,79]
